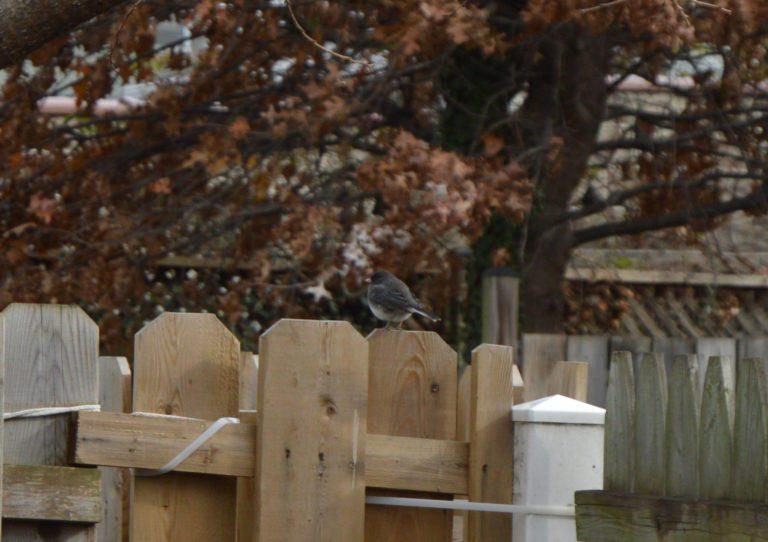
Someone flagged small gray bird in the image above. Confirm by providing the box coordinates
[367,270,439,328]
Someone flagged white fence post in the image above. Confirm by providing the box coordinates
[512,394,605,541]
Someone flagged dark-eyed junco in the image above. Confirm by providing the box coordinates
[367,270,439,328]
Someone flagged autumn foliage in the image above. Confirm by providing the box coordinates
[1,0,767,352]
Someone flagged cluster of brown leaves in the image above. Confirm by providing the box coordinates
[564,281,633,334]
[2,0,768,351]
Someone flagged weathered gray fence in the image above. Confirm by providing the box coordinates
[520,333,765,406]
[575,350,768,541]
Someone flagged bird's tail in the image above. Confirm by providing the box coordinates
[412,305,440,322]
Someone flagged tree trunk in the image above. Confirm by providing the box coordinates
[0,0,127,69]
[517,26,611,333]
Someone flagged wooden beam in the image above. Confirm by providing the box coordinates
[74,411,469,494]
[566,267,768,288]
[576,490,768,541]
[72,411,258,477]
[3,464,101,523]
[366,434,468,494]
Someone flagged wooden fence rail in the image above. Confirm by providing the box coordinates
[576,350,768,540]
[0,303,525,542]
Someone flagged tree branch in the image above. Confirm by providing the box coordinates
[0,0,129,69]
[573,182,768,245]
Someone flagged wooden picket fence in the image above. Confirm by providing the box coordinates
[0,303,533,542]
[520,333,767,407]
[575,350,768,540]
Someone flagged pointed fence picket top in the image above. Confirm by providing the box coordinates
[1,303,99,541]
[665,354,700,498]
[603,351,635,492]
[365,328,458,542]
[731,357,768,501]
[255,319,368,542]
[698,355,734,500]
[131,312,240,541]
[634,352,666,495]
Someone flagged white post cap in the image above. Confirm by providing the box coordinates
[511,394,605,424]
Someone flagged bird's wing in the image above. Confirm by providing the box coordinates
[369,282,415,311]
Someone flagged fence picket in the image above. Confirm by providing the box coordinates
[131,312,240,541]
[567,335,609,406]
[255,320,367,542]
[98,356,132,542]
[522,334,566,402]
[547,361,588,401]
[467,344,516,542]
[604,351,635,492]
[665,354,700,498]
[236,352,258,542]
[634,352,666,495]
[365,329,457,542]
[699,355,734,500]
[609,336,651,374]
[653,337,696,376]
[731,358,768,501]
[1,303,98,541]
[696,338,736,394]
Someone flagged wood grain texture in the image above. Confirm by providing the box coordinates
[652,337,696,375]
[481,270,519,346]
[238,352,258,412]
[665,354,700,498]
[454,366,472,542]
[547,361,588,401]
[512,364,524,405]
[732,357,768,501]
[609,335,652,372]
[365,328,457,542]
[3,464,101,522]
[75,413,466,493]
[521,333,566,401]
[698,356,734,500]
[634,352,667,495]
[366,434,468,494]
[467,344,515,542]
[131,312,240,542]
[1,303,98,541]
[97,357,132,542]
[456,366,471,444]
[256,319,368,542]
[696,338,736,394]
[603,351,635,492]
[576,490,768,541]
[2,303,98,465]
[74,411,257,476]
[567,335,609,406]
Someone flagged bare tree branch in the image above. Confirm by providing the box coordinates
[573,182,768,245]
